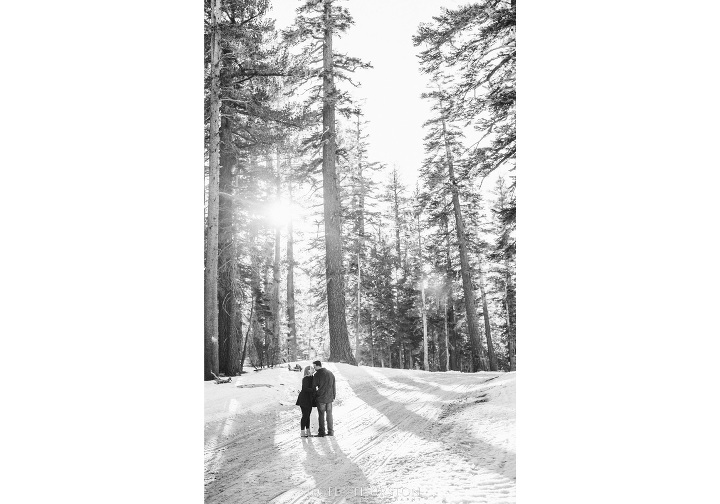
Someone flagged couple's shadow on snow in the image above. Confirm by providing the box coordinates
[301,435,370,496]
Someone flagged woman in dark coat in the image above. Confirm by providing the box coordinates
[295,365,316,437]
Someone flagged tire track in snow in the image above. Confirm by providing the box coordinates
[272,368,473,504]
[206,366,514,504]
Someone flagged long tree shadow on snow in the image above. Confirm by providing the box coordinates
[348,366,515,481]
[206,408,297,503]
[298,435,371,502]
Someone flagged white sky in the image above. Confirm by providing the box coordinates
[271,0,467,187]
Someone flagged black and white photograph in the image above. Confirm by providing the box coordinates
[5,1,719,503]
[203,0,515,502]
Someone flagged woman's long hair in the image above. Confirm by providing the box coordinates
[303,365,313,377]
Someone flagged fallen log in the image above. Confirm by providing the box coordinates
[210,372,233,384]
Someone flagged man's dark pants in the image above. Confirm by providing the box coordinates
[317,402,333,435]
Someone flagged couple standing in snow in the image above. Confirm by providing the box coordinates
[295,360,336,438]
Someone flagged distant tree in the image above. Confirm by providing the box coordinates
[462,189,500,371]
[489,175,516,370]
[379,167,414,368]
[419,84,490,371]
[341,109,382,364]
[270,152,282,360]
[364,223,397,368]
[285,163,298,362]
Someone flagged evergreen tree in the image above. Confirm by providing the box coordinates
[205,0,296,376]
[489,175,516,370]
[462,189,499,370]
[419,84,490,371]
[414,0,516,179]
[364,222,397,367]
[218,116,241,376]
[285,160,298,362]
[379,167,414,368]
[283,0,371,364]
[341,109,382,364]
[205,0,222,380]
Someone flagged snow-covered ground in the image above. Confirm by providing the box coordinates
[205,363,515,504]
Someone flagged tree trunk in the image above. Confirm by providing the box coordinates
[422,282,428,371]
[442,215,456,371]
[204,0,221,380]
[477,265,497,371]
[369,311,374,366]
[239,300,253,374]
[249,222,265,368]
[271,154,282,361]
[391,169,404,369]
[218,116,240,375]
[450,299,460,370]
[431,324,439,371]
[354,113,366,364]
[287,181,297,362]
[505,261,516,371]
[417,206,428,371]
[355,249,361,362]
[442,298,450,371]
[322,0,356,365]
[441,113,486,372]
[262,229,272,365]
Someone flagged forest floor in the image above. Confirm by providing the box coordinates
[204,363,515,504]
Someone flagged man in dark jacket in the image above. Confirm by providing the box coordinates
[311,360,336,437]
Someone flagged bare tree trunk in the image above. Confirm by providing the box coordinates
[218,116,241,375]
[442,298,450,371]
[505,261,516,371]
[477,265,497,370]
[380,333,385,367]
[271,153,282,361]
[391,168,404,369]
[204,0,221,380]
[287,181,297,362]
[355,249,361,362]
[239,300,253,374]
[417,205,429,371]
[249,222,265,368]
[422,281,428,371]
[432,324,439,371]
[369,311,374,366]
[354,113,365,364]
[442,215,455,371]
[322,0,356,364]
[440,111,486,372]
[450,298,460,370]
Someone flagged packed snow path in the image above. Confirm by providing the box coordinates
[205,363,515,504]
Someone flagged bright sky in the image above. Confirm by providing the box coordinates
[271,0,466,187]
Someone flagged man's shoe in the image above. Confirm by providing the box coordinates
[317,432,326,437]
[327,432,334,436]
